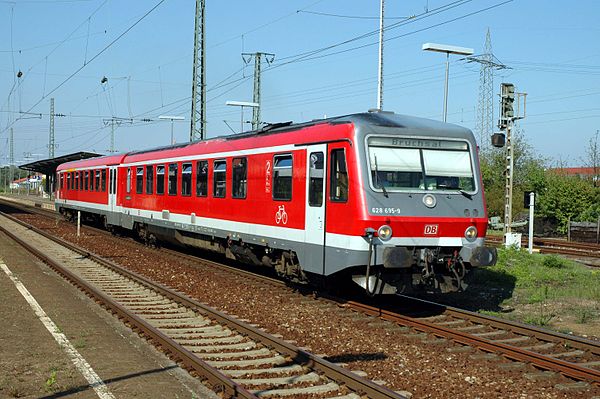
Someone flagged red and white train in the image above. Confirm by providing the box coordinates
[55,111,496,295]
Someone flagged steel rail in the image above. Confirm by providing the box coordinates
[345,300,600,385]
[0,209,407,399]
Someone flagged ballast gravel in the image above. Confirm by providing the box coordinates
[16,213,600,399]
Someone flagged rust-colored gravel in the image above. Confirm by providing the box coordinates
[16,213,600,398]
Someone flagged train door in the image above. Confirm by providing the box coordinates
[108,166,117,212]
[304,144,327,274]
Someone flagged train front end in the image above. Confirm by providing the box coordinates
[352,112,496,295]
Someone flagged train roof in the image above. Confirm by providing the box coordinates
[56,111,474,170]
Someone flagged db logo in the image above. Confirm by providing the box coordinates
[424,224,439,235]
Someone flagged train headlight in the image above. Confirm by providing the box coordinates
[465,226,478,242]
[378,225,393,241]
[423,194,436,208]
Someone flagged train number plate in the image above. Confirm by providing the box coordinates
[424,224,439,235]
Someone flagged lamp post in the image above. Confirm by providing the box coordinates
[158,115,185,144]
[225,101,259,133]
[422,43,474,122]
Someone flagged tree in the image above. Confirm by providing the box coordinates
[479,128,546,218]
[581,130,600,187]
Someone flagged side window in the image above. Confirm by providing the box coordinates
[181,163,192,196]
[145,165,153,195]
[196,160,208,196]
[84,170,89,191]
[67,173,71,190]
[156,165,165,194]
[213,160,226,198]
[89,170,94,191]
[168,163,178,195]
[79,172,83,190]
[273,154,292,201]
[126,168,131,193]
[330,149,348,202]
[95,170,100,191]
[309,152,324,207]
[232,157,247,199]
[101,169,107,192]
[136,167,144,194]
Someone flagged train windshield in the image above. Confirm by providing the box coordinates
[367,137,475,193]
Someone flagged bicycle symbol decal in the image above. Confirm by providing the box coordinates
[275,205,288,225]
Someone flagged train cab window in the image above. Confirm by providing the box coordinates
[181,163,192,196]
[126,168,132,193]
[213,160,226,198]
[422,149,474,192]
[168,163,178,195]
[145,165,153,195]
[136,167,144,194]
[156,165,165,194]
[101,169,107,192]
[273,154,292,201]
[330,149,348,202]
[367,138,474,193]
[309,152,324,207]
[196,160,208,197]
[95,170,101,191]
[232,157,247,199]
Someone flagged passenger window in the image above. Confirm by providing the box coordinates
[168,163,178,195]
[84,171,89,191]
[89,170,94,191]
[101,169,107,192]
[213,160,226,198]
[156,165,165,194]
[330,149,348,202]
[126,168,131,193]
[136,167,144,194]
[67,173,71,190]
[145,165,153,195]
[95,170,100,191]
[308,152,324,207]
[196,160,208,196]
[273,154,292,201]
[181,163,192,196]
[232,157,247,199]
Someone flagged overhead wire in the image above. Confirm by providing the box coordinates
[1,0,167,136]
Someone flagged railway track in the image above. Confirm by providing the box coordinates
[2,197,600,393]
[0,209,406,399]
[487,235,600,262]
[347,296,600,388]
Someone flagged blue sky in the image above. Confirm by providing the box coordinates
[1,0,599,166]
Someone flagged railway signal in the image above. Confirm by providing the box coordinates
[499,83,515,129]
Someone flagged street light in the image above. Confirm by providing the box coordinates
[422,43,474,122]
[226,101,259,133]
[158,115,185,144]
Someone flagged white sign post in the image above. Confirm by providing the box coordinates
[528,192,535,254]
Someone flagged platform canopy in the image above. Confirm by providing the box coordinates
[19,152,102,195]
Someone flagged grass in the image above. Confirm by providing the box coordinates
[45,369,57,392]
[467,247,600,333]
[488,248,600,301]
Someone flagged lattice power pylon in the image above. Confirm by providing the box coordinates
[466,29,509,150]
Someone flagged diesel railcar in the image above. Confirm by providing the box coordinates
[55,111,496,295]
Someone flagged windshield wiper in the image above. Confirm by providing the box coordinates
[437,183,472,199]
[374,155,389,198]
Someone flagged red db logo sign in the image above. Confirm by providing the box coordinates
[424,224,439,235]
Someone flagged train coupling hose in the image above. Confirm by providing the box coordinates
[364,228,377,296]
